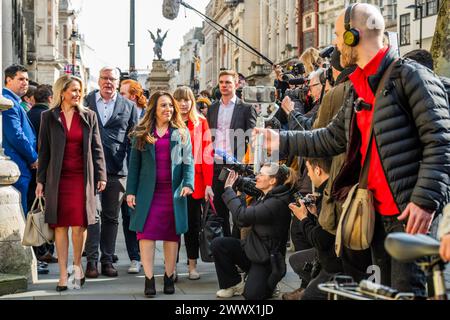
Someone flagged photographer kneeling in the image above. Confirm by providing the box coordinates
[211,163,297,300]
[287,158,343,300]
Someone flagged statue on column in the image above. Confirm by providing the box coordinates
[148,28,169,60]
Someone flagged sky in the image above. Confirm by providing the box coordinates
[74,0,210,72]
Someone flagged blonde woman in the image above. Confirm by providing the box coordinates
[300,47,324,75]
[36,75,107,291]
[174,86,214,280]
[126,91,194,297]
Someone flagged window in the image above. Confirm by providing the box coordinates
[400,14,410,46]
[426,0,439,15]
[415,0,440,18]
[303,31,315,50]
[303,0,314,12]
[235,58,239,72]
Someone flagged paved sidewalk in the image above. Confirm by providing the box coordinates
[0,222,300,300]
[2,219,448,300]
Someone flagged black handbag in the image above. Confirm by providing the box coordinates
[244,230,270,264]
[199,199,224,263]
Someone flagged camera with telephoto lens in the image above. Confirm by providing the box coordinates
[293,192,316,208]
[218,167,262,199]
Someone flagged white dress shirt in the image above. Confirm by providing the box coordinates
[215,95,237,156]
[96,92,117,126]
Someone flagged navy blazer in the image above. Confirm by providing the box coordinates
[84,91,139,176]
[2,88,37,179]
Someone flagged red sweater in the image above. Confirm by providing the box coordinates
[188,117,214,200]
[349,46,399,216]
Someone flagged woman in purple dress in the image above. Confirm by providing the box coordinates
[126,91,194,297]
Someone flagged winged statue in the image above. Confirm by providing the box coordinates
[148,28,169,60]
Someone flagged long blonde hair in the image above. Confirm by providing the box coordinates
[173,86,203,127]
[51,75,87,113]
[131,91,187,151]
[300,47,323,75]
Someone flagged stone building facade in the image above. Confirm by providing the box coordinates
[319,0,398,49]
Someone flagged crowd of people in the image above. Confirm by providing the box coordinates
[1,3,450,300]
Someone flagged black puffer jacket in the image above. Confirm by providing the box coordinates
[280,47,450,213]
[222,185,293,255]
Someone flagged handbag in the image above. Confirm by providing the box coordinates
[335,60,398,257]
[244,229,270,264]
[22,197,55,247]
[199,199,224,263]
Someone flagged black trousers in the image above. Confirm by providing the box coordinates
[121,201,140,262]
[212,165,232,237]
[341,247,373,283]
[371,214,426,297]
[288,248,316,288]
[211,237,273,300]
[184,196,203,260]
[86,175,126,264]
[302,269,336,300]
[291,217,313,252]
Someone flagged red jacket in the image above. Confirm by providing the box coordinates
[188,117,214,200]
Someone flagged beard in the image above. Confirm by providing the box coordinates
[341,45,359,68]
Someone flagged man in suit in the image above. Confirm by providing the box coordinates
[206,70,257,237]
[84,67,139,278]
[2,64,38,214]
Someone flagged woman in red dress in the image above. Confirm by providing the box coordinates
[36,75,107,291]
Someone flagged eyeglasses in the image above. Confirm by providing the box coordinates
[100,76,118,82]
[309,83,322,88]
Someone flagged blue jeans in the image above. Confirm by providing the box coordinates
[14,176,30,215]
[121,201,140,262]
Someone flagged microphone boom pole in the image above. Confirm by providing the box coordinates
[179,1,274,66]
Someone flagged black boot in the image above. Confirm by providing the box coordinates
[145,276,156,297]
[164,273,175,295]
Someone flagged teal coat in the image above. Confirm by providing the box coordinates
[126,128,195,235]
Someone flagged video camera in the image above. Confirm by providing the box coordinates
[218,167,262,198]
[281,62,306,83]
[319,46,337,87]
[277,62,310,104]
[215,150,262,198]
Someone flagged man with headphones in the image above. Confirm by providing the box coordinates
[255,3,450,297]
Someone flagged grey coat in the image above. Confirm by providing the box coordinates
[37,107,107,225]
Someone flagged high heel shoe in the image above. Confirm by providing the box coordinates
[145,276,156,297]
[56,285,68,292]
[164,273,175,295]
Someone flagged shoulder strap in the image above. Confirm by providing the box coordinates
[359,59,399,188]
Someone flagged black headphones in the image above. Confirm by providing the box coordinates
[344,4,360,47]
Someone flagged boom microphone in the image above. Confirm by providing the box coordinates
[162,0,181,20]
[288,77,308,86]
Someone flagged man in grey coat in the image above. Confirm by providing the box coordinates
[84,67,139,278]
[255,4,450,296]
